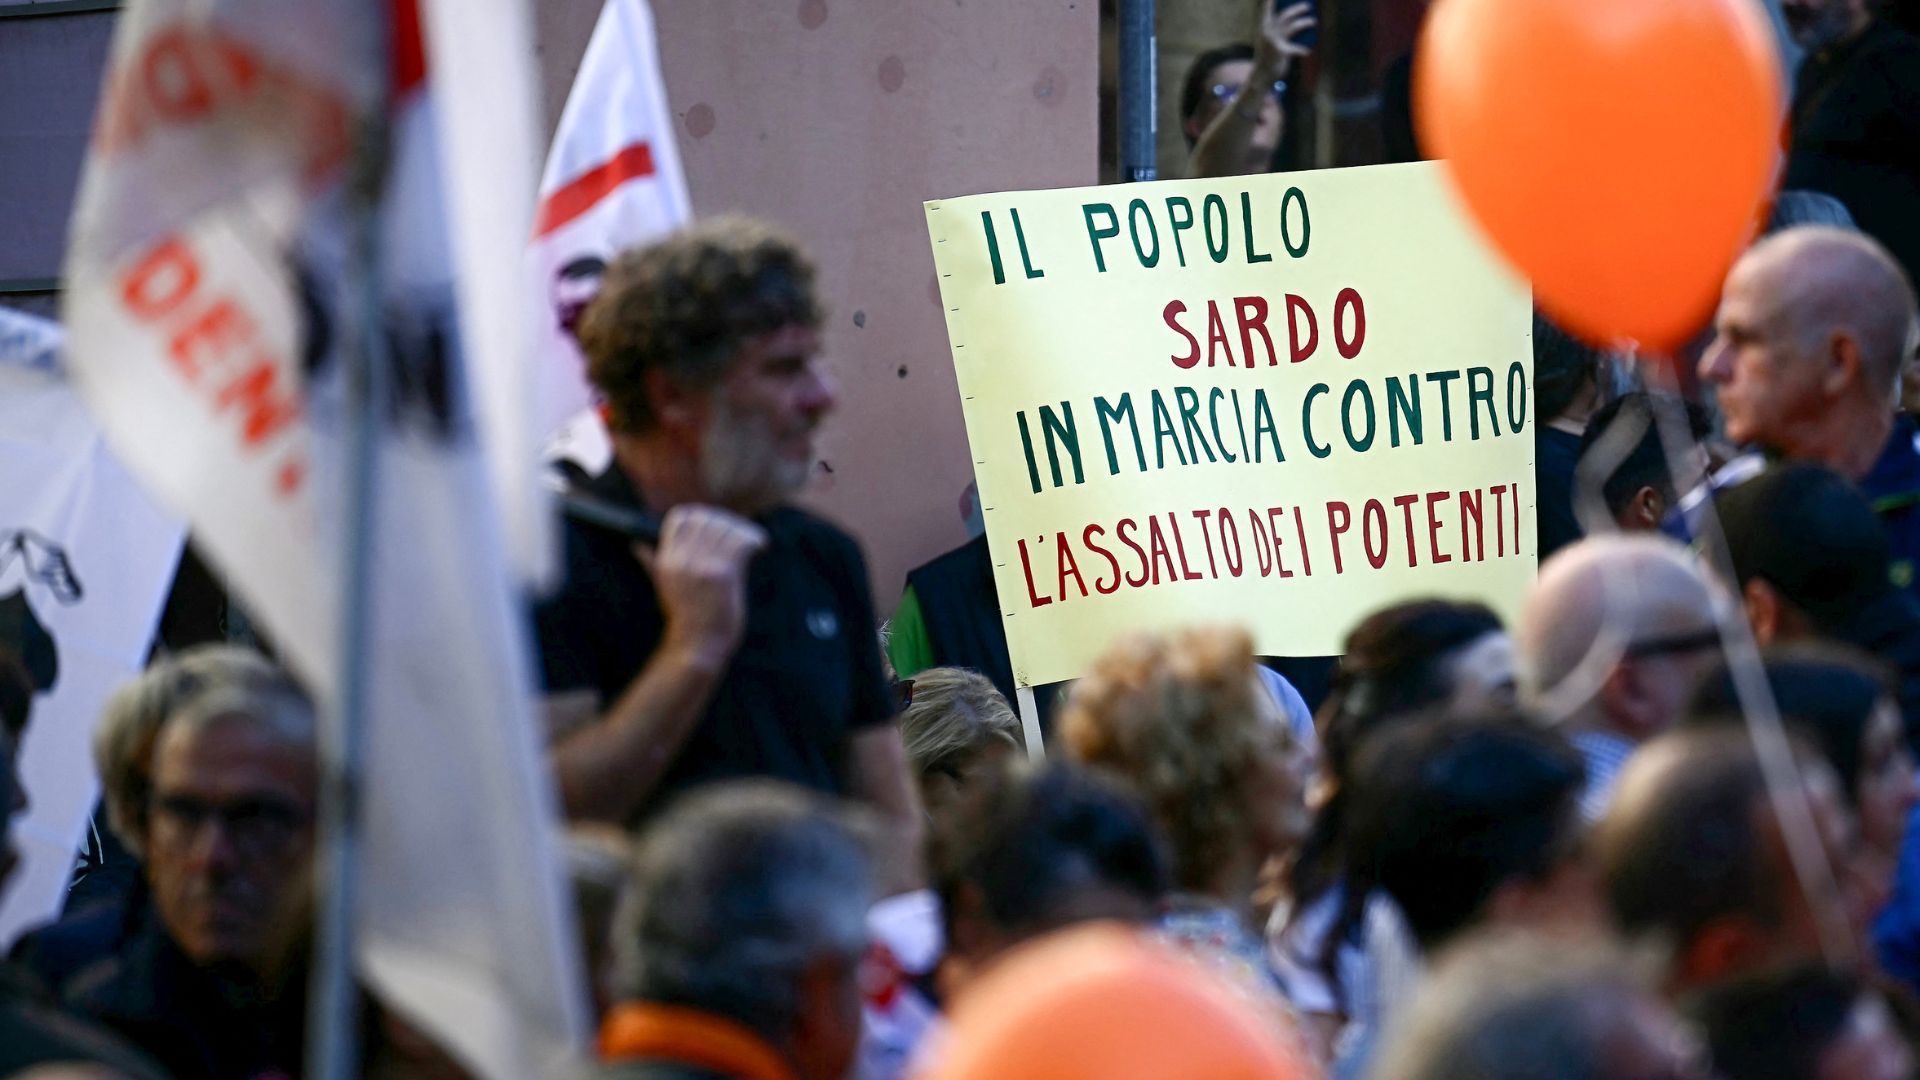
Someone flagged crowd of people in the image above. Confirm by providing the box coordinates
[0,0,1918,1076]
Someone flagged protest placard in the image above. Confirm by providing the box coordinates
[925,162,1534,688]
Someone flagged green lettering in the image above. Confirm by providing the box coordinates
[1082,202,1120,272]
[1097,393,1146,475]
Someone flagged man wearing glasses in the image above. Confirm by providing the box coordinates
[66,669,316,1080]
[1516,535,1726,823]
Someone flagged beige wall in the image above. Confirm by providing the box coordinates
[535,1,1100,614]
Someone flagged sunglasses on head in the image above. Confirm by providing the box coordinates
[1623,627,1722,660]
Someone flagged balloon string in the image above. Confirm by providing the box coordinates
[1635,348,1857,968]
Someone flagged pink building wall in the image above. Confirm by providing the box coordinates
[536,0,1101,611]
[0,1,1100,613]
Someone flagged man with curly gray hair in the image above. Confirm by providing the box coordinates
[535,219,920,875]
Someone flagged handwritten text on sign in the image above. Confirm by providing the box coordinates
[925,163,1535,686]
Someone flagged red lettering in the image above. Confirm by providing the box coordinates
[1393,493,1421,568]
[1293,505,1313,576]
[1018,538,1052,608]
[167,298,251,382]
[1117,518,1150,588]
[1083,525,1122,595]
[1268,507,1293,578]
[1490,484,1509,557]
[1218,508,1243,577]
[212,361,300,447]
[1164,300,1199,368]
[1191,509,1219,577]
[1204,302,1234,367]
[1145,516,1178,585]
[1460,488,1485,562]
[1326,501,1351,574]
[1362,499,1390,570]
[121,237,201,321]
[276,456,306,497]
[1335,287,1367,358]
[1427,491,1453,564]
[1055,531,1087,600]
[1286,294,1318,363]
[1249,509,1274,577]
[143,29,217,122]
[1234,296,1277,367]
[1167,512,1202,580]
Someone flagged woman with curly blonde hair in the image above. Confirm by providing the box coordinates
[1060,625,1312,995]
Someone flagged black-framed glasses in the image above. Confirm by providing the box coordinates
[150,793,311,857]
[1623,628,1723,660]
[1209,80,1288,104]
[892,679,915,709]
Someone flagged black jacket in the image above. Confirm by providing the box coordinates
[0,959,170,1078]
[64,919,305,1080]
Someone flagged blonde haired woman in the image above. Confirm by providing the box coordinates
[898,667,1022,822]
[1061,626,1313,999]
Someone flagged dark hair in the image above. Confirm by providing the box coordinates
[1343,717,1586,951]
[0,646,30,739]
[1287,601,1506,995]
[1595,729,1784,950]
[1689,965,1865,1080]
[1178,43,1256,141]
[580,216,820,435]
[1533,311,1603,423]
[931,763,1170,947]
[1576,393,1712,518]
[1714,463,1893,630]
[558,254,608,281]
[1319,599,1506,750]
[1685,643,1893,807]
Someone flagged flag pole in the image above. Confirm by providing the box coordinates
[308,6,393,1077]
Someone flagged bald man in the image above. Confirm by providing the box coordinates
[1701,226,1920,594]
[1517,535,1725,822]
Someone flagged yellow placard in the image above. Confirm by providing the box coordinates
[925,162,1536,687]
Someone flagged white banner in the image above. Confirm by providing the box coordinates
[62,3,586,1076]
[530,0,692,473]
[0,308,183,946]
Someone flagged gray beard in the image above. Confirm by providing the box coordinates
[699,397,812,512]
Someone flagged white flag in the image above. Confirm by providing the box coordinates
[0,309,183,947]
[530,0,692,471]
[61,3,587,1077]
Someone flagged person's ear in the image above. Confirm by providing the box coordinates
[1677,917,1768,987]
[1598,662,1640,726]
[1743,578,1783,645]
[1825,330,1865,398]
[1601,661,1666,741]
[644,369,703,434]
[1627,486,1664,530]
[790,950,863,1080]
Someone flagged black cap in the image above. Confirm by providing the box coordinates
[1714,463,1893,632]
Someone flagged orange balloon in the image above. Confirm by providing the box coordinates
[1415,0,1783,351]
[921,925,1308,1080]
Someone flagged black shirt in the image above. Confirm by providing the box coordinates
[1536,425,1584,562]
[65,919,304,1080]
[535,465,895,821]
[1784,19,1920,282]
